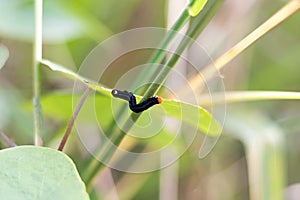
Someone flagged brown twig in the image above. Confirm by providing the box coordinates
[58,88,91,151]
[0,131,16,148]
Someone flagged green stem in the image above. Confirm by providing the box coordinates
[83,7,191,184]
[199,91,300,106]
[83,0,224,186]
[187,0,300,91]
[33,0,43,146]
[142,0,224,100]
[132,8,190,91]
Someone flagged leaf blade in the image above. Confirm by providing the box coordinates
[42,61,221,136]
[188,0,208,17]
[0,146,90,200]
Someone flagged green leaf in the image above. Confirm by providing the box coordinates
[40,93,73,121]
[41,59,107,93]
[42,92,220,137]
[188,0,208,17]
[41,60,221,136]
[40,93,186,151]
[0,44,9,69]
[162,99,221,136]
[0,146,90,200]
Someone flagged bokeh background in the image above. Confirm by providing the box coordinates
[0,0,300,199]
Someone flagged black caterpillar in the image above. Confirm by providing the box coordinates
[111,89,162,113]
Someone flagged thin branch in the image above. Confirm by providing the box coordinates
[58,88,91,151]
[33,0,43,146]
[199,91,300,106]
[184,0,300,94]
[0,131,16,148]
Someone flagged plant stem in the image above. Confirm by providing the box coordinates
[142,0,224,100]
[83,7,190,185]
[185,0,300,94]
[131,8,190,91]
[198,91,300,106]
[0,131,16,148]
[33,0,43,146]
[83,0,223,187]
[58,88,91,151]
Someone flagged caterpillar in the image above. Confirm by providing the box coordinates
[111,89,162,113]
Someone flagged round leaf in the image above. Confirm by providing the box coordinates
[0,146,90,200]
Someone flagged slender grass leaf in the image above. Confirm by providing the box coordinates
[188,0,208,17]
[42,61,221,136]
[41,92,220,137]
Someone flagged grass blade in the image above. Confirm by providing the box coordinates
[185,0,300,92]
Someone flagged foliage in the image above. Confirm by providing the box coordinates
[0,0,300,199]
[0,146,89,200]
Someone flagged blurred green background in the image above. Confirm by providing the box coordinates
[0,0,300,199]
